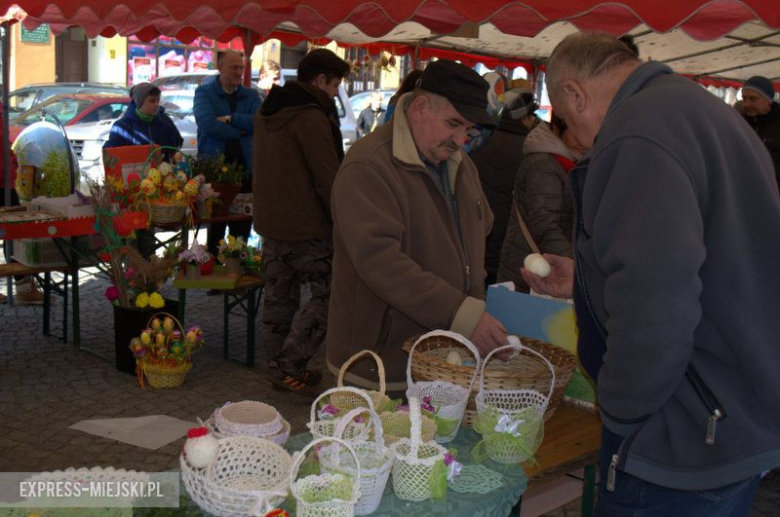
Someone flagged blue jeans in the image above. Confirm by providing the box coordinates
[596,426,760,517]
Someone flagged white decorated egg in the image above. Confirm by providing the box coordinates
[524,253,551,278]
[446,351,462,366]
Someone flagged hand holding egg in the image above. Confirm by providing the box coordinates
[524,253,551,278]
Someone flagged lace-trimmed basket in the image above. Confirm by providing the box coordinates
[331,350,392,413]
[379,408,437,445]
[291,437,362,517]
[474,337,555,464]
[402,333,576,425]
[309,387,374,442]
[181,435,292,517]
[200,401,291,445]
[320,406,394,515]
[406,330,480,443]
[390,396,448,502]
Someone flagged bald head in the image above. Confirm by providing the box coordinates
[545,32,641,149]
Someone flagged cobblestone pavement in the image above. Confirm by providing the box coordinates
[0,264,778,516]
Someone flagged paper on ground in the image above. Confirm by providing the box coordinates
[69,415,194,450]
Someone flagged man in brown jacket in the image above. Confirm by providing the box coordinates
[253,48,350,396]
[328,59,511,392]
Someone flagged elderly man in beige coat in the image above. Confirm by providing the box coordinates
[327,59,510,392]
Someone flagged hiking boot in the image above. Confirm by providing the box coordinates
[270,369,323,399]
[14,277,44,306]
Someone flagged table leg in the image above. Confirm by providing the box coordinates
[71,268,79,348]
[43,272,51,336]
[61,272,69,344]
[581,464,597,517]
[246,287,259,367]
[223,292,229,360]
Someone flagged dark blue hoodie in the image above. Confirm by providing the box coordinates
[103,102,183,151]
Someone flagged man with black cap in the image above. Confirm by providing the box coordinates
[327,59,511,392]
[253,48,351,397]
[741,75,780,188]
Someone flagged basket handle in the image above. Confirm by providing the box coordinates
[479,336,557,412]
[337,349,387,396]
[408,395,425,458]
[334,406,387,455]
[289,437,361,500]
[309,386,376,426]
[406,330,482,392]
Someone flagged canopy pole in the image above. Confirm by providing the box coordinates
[2,21,10,206]
[241,28,259,87]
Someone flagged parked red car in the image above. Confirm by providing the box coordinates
[8,93,131,144]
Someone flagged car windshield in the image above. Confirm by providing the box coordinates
[160,91,195,117]
[14,97,94,127]
[154,75,211,91]
[8,90,38,115]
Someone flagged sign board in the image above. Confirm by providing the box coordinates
[20,24,49,44]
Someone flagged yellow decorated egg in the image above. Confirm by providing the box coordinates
[147,168,161,185]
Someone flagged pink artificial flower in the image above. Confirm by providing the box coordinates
[104,285,120,302]
[444,452,454,466]
[322,404,340,416]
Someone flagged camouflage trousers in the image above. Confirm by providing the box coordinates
[261,237,332,377]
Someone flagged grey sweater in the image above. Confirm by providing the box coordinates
[572,61,780,490]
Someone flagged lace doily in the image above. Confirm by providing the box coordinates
[450,464,504,494]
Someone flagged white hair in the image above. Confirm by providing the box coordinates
[546,32,640,97]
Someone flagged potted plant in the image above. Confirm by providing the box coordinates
[178,242,211,280]
[187,154,245,217]
[217,234,248,275]
[243,245,264,279]
[90,183,178,374]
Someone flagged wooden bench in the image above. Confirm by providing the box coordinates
[0,262,77,343]
[515,403,602,516]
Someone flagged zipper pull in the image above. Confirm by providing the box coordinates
[607,454,618,492]
[465,265,470,278]
[706,409,722,445]
[476,199,483,220]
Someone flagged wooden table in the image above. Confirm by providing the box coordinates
[173,272,264,367]
[517,403,602,517]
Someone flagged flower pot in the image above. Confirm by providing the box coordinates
[195,199,212,219]
[200,256,215,276]
[211,183,242,217]
[224,257,241,275]
[113,300,179,375]
[185,264,201,281]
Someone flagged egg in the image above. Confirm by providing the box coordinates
[524,253,551,278]
[157,162,173,176]
[446,351,462,366]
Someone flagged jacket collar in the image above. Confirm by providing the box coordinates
[605,61,673,119]
[392,92,463,190]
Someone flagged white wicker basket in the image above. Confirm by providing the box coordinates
[214,400,284,437]
[474,336,555,464]
[321,407,394,515]
[390,396,448,502]
[291,437,362,517]
[406,330,480,443]
[332,350,392,413]
[201,415,291,446]
[181,435,292,516]
[309,387,374,442]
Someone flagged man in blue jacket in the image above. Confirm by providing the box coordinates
[193,50,261,259]
[524,33,780,516]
